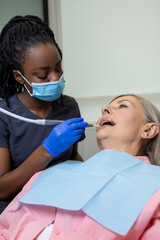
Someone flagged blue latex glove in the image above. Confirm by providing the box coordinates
[43,118,88,157]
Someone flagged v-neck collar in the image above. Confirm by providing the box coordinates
[15,94,56,119]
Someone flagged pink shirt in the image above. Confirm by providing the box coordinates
[0,156,160,240]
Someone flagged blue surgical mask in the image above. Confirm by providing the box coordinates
[17,71,65,101]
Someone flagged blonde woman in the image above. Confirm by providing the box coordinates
[0,94,160,240]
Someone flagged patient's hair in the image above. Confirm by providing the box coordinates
[113,94,160,166]
[0,15,62,104]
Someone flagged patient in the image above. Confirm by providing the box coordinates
[0,94,160,240]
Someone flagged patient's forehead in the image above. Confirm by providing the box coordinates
[110,95,140,106]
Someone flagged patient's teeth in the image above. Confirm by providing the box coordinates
[101,121,115,127]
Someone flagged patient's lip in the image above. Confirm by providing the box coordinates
[99,117,115,127]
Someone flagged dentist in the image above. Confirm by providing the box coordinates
[0,15,87,213]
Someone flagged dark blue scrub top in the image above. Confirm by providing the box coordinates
[0,94,85,212]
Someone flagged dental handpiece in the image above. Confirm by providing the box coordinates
[0,108,100,127]
[86,123,100,128]
[44,121,100,128]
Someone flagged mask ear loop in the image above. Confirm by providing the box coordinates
[17,71,33,96]
[60,74,64,106]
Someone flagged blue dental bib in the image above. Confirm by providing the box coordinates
[20,150,160,235]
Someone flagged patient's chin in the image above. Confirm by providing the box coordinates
[96,135,105,146]
[96,130,108,141]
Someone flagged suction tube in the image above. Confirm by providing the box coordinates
[0,108,61,126]
[0,108,99,127]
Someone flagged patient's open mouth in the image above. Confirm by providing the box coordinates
[100,120,116,127]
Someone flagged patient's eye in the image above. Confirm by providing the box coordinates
[119,104,128,109]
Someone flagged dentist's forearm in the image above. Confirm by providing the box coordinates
[0,145,53,200]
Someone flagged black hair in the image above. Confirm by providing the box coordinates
[0,15,62,105]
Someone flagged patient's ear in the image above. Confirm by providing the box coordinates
[141,123,159,140]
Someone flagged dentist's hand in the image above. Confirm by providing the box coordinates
[43,118,88,157]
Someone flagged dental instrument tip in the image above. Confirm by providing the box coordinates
[87,124,100,128]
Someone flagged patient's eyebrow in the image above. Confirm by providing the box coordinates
[117,99,135,107]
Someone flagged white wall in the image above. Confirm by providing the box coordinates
[60,0,160,99]
[49,0,160,160]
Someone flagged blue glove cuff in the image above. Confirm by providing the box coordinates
[43,140,60,157]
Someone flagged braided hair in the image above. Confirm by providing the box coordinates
[0,15,62,105]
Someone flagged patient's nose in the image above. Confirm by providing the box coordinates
[102,106,111,115]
